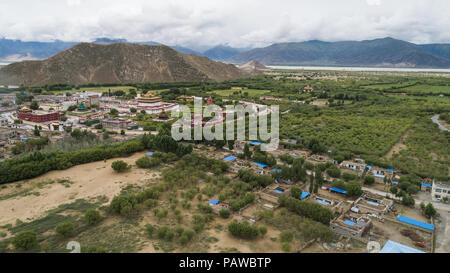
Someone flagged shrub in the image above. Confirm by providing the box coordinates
[279,230,294,243]
[342,172,358,181]
[146,224,155,237]
[136,156,161,169]
[259,226,268,236]
[12,231,37,250]
[111,160,131,173]
[85,209,101,225]
[219,209,231,219]
[56,222,75,238]
[85,245,107,253]
[228,220,260,239]
[281,242,291,252]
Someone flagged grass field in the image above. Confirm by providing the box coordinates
[209,89,271,97]
[52,86,137,95]
[399,84,450,95]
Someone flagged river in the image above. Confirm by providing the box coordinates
[268,65,450,73]
[431,114,450,132]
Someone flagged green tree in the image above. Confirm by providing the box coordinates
[424,203,436,218]
[56,222,75,238]
[30,101,39,110]
[12,231,38,250]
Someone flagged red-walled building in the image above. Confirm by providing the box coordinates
[17,107,64,123]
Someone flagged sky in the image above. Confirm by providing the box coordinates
[0,0,449,50]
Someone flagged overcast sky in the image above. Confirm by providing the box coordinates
[0,0,449,50]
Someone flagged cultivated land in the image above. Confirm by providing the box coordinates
[0,69,449,253]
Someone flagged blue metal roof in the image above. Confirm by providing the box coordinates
[21,137,29,141]
[316,199,330,205]
[344,220,356,226]
[397,216,435,231]
[368,201,379,206]
[366,165,372,169]
[253,162,268,168]
[330,187,347,194]
[422,183,432,188]
[209,200,220,205]
[145,152,153,156]
[374,174,385,178]
[272,169,281,173]
[249,141,262,146]
[380,240,425,253]
[223,156,237,162]
[274,190,283,194]
[300,192,310,200]
[387,168,394,172]
[392,181,399,185]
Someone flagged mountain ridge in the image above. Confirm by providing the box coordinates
[231,37,450,68]
[0,43,248,86]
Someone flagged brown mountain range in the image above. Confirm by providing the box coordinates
[0,43,249,86]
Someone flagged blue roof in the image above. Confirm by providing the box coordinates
[344,220,356,226]
[223,156,237,162]
[374,174,385,178]
[249,141,262,146]
[397,216,435,231]
[366,165,372,169]
[392,181,399,185]
[422,183,432,188]
[330,187,347,194]
[272,169,281,173]
[21,137,29,141]
[253,162,268,168]
[387,168,394,172]
[274,190,284,194]
[145,152,153,156]
[380,240,425,253]
[209,200,220,205]
[316,199,330,205]
[300,192,310,200]
[368,201,379,206]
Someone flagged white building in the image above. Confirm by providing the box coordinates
[432,181,450,202]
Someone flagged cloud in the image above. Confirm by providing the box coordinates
[366,0,382,6]
[0,0,449,49]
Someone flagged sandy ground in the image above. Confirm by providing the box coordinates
[435,210,450,253]
[0,151,159,226]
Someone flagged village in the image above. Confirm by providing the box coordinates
[0,81,448,254]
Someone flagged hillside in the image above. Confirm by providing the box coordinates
[231,38,450,68]
[0,43,247,86]
[239,60,267,74]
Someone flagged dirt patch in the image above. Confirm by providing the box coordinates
[384,129,410,159]
[0,151,160,226]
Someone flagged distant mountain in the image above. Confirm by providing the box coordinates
[0,38,77,62]
[203,45,250,61]
[93,38,128,44]
[171,45,202,56]
[231,38,450,68]
[0,43,249,86]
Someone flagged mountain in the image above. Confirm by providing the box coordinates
[0,43,248,86]
[238,60,267,74]
[203,45,249,61]
[0,38,202,63]
[231,38,450,68]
